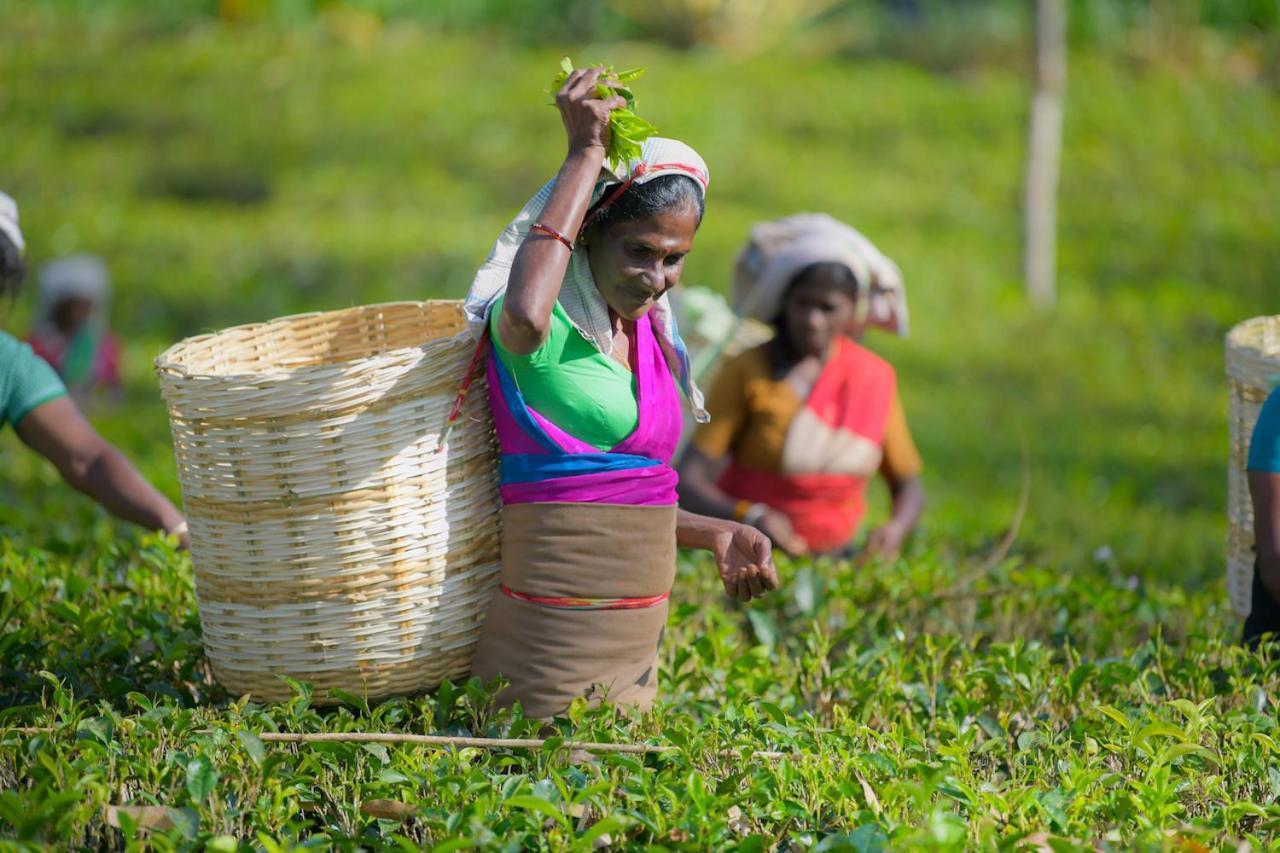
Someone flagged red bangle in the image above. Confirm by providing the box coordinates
[530,222,575,251]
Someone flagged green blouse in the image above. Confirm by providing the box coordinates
[1,330,67,429]
[489,296,638,452]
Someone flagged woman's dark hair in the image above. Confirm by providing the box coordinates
[584,174,705,236]
[0,233,25,299]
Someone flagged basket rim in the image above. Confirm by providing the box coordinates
[154,299,472,383]
[1226,314,1280,350]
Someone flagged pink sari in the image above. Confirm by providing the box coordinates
[469,312,684,719]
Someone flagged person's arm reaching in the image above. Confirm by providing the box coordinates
[15,396,188,546]
[678,447,809,555]
[676,353,809,555]
[676,447,737,519]
[1251,470,1280,604]
[675,509,778,602]
[866,390,924,558]
[865,473,923,558]
[498,68,624,356]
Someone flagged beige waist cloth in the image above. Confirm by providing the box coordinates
[469,502,677,720]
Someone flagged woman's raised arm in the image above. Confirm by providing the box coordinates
[498,68,624,355]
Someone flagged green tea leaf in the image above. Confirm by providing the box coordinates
[1067,662,1096,699]
[185,755,218,803]
[759,701,788,726]
[236,730,266,767]
[578,813,632,846]
[1095,704,1131,730]
[1155,741,1214,766]
[504,795,569,828]
[362,742,391,766]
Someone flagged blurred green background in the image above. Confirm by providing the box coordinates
[1,0,1277,605]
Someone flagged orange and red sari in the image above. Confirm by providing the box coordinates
[692,336,920,554]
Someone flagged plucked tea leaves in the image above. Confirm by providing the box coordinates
[550,57,656,167]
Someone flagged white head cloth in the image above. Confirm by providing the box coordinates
[464,136,711,420]
[0,192,24,256]
[731,213,910,337]
[35,254,111,333]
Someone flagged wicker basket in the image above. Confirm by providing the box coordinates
[155,301,500,703]
[1226,315,1280,619]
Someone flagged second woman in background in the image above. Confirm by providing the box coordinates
[678,214,924,559]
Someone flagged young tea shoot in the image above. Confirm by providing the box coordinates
[550,56,657,168]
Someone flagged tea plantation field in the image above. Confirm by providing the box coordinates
[1,5,1279,848]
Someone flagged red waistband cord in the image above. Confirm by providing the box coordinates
[500,585,670,611]
[437,328,490,453]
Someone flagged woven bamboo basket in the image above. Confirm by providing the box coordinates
[155,301,500,703]
[1226,315,1280,619]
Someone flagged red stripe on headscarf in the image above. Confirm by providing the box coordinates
[579,162,709,235]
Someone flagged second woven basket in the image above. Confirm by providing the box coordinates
[1226,315,1280,619]
[156,301,500,703]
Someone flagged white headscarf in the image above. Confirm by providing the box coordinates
[0,192,24,256]
[34,255,111,335]
[731,213,910,337]
[465,136,711,421]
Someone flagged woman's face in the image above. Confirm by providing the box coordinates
[783,271,859,358]
[586,203,700,322]
[54,296,94,334]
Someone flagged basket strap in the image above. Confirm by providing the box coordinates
[437,329,490,453]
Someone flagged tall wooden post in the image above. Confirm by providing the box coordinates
[1024,0,1066,310]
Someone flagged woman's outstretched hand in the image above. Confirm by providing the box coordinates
[756,508,810,557]
[712,523,780,603]
[864,522,907,560]
[556,67,626,156]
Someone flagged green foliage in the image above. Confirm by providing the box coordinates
[550,57,658,167]
[0,4,1278,848]
[1,536,1279,847]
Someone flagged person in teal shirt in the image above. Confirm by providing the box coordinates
[0,192,188,545]
[1244,385,1280,644]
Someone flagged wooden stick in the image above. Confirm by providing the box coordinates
[259,731,666,754]
[256,731,789,760]
[6,726,789,761]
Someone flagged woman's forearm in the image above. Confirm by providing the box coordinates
[17,397,185,536]
[677,509,779,601]
[1250,471,1280,602]
[499,147,606,354]
[675,509,734,552]
[886,474,924,537]
[74,445,185,533]
[675,449,739,521]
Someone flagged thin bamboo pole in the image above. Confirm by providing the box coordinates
[1024,0,1066,310]
[7,727,790,761]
